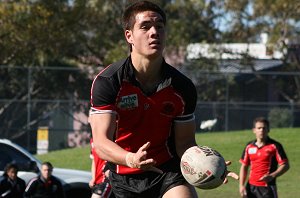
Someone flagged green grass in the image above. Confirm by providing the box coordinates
[35,128,300,198]
[36,146,92,171]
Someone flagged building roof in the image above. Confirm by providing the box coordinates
[219,59,283,73]
[187,43,283,60]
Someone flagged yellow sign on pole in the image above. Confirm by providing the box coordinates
[37,127,49,140]
[37,127,49,154]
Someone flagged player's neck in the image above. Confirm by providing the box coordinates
[131,55,163,84]
[131,55,163,94]
[255,139,266,147]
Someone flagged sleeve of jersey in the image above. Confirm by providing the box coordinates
[90,75,118,115]
[173,78,197,123]
[239,145,250,166]
[275,143,288,165]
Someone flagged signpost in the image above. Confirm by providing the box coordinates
[37,127,49,154]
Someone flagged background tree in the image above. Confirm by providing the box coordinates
[1,0,299,144]
[223,0,300,103]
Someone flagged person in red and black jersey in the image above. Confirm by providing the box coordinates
[89,139,114,198]
[89,1,238,197]
[239,117,290,198]
[24,162,65,198]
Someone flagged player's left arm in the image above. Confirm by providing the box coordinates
[89,158,95,188]
[260,162,290,182]
[174,119,197,158]
[260,142,290,182]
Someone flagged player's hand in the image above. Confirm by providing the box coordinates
[126,142,163,174]
[259,174,274,182]
[239,185,247,198]
[89,179,95,188]
[223,161,239,184]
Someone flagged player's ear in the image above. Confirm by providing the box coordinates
[125,30,133,44]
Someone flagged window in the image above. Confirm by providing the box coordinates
[0,143,32,171]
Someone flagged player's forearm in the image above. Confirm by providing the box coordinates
[176,139,197,158]
[270,162,290,178]
[174,120,197,157]
[94,139,129,166]
[239,165,248,187]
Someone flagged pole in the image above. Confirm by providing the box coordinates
[27,67,32,151]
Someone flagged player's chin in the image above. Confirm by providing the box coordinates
[146,51,163,59]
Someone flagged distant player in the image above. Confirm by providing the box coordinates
[239,117,290,198]
[89,139,113,198]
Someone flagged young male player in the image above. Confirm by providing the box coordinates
[89,1,238,197]
[239,117,290,198]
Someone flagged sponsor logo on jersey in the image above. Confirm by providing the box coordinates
[248,147,257,154]
[118,94,138,109]
[161,102,175,116]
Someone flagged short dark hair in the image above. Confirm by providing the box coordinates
[253,117,269,129]
[122,0,166,31]
[3,163,18,176]
[42,161,53,170]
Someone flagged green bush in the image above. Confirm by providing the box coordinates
[268,108,293,128]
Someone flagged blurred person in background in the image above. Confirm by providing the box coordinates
[239,117,290,198]
[24,161,65,198]
[89,138,114,198]
[0,163,26,198]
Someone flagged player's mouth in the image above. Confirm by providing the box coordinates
[149,40,161,47]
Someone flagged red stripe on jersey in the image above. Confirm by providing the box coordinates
[90,139,107,184]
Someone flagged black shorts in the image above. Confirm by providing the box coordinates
[109,158,188,198]
[91,178,114,198]
[246,183,278,198]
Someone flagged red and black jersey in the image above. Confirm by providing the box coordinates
[90,139,107,184]
[240,136,288,187]
[90,56,197,174]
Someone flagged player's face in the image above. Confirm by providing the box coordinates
[253,121,269,140]
[125,11,166,58]
[41,165,53,180]
[7,168,17,181]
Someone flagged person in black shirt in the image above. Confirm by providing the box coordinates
[24,161,65,198]
[0,163,26,198]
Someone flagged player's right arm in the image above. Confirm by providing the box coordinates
[239,163,248,197]
[90,113,161,172]
[89,113,128,166]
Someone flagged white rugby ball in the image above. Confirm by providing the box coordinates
[180,145,227,189]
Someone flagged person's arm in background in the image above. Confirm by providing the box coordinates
[260,162,290,183]
[57,179,66,198]
[24,178,37,198]
[239,163,248,198]
[89,157,95,188]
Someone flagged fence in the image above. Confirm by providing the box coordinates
[0,66,299,152]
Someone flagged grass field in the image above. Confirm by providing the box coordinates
[36,128,300,197]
